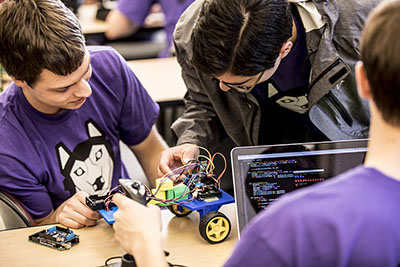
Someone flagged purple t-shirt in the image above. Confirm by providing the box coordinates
[117,0,194,57]
[0,46,159,219]
[225,166,400,267]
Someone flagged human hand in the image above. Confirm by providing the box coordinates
[56,191,101,229]
[158,144,200,179]
[112,193,165,264]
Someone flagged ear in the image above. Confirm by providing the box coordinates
[10,76,29,89]
[56,142,71,172]
[355,61,373,100]
[279,41,293,59]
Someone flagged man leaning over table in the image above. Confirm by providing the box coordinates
[158,0,379,178]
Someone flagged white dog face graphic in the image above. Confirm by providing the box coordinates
[57,120,114,196]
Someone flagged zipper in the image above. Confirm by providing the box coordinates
[245,93,259,145]
[308,58,342,91]
[326,90,353,126]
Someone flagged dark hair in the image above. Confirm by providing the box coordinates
[359,0,400,126]
[0,0,85,86]
[191,0,292,77]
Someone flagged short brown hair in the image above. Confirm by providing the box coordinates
[0,0,85,86]
[359,0,400,126]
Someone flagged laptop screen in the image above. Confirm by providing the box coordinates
[231,139,369,235]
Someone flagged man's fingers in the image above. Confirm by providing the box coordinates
[181,149,199,163]
[158,161,172,177]
[75,191,90,204]
[58,210,91,229]
[58,216,86,229]
[158,144,200,177]
[112,193,125,206]
[57,191,101,228]
[64,193,101,220]
[113,193,142,210]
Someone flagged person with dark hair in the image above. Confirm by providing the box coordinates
[111,1,400,265]
[105,0,194,57]
[0,0,168,229]
[158,0,380,176]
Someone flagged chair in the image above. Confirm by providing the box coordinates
[0,191,34,230]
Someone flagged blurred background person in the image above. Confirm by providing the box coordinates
[105,0,194,58]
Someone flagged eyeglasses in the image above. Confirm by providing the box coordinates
[217,70,265,94]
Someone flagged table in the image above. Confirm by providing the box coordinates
[127,57,186,103]
[127,57,187,146]
[0,203,237,267]
[78,4,108,35]
[78,4,165,35]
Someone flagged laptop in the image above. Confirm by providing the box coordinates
[231,139,369,236]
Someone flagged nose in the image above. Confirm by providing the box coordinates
[74,79,92,98]
[219,81,231,92]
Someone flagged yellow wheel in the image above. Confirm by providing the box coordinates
[168,205,193,217]
[199,211,231,244]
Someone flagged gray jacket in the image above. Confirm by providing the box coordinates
[171,0,380,150]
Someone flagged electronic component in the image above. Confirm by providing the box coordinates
[86,194,117,211]
[187,173,222,201]
[86,194,107,211]
[98,206,118,225]
[119,178,147,206]
[28,226,79,250]
[84,179,147,225]
[147,178,189,206]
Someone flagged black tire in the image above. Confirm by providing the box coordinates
[199,211,231,244]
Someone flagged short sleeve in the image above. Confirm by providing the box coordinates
[0,154,54,219]
[113,53,160,146]
[117,0,154,25]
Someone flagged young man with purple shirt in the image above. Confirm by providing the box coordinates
[0,0,168,229]
[110,0,400,266]
[105,0,194,57]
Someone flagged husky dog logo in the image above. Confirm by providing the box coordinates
[56,119,115,196]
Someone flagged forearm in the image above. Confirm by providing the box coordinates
[112,195,167,267]
[131,238,168,267]
[34,203,65,225]
[140,145,166,186]
[105,9,140,40]
[34,212,57,225]
[130,126,168,186]
[172,58,225,149]
[34,192,101,228]
[172,108,224,150]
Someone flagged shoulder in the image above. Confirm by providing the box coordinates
[0,84,20,129]
[334,0,381,28]
[0,86,35,155]
[313,0,380,31]
[248,166,371,233]
[88,46,124,67]
[173,0,203,62]
[310,0,380,17]
[87,45,135,86]
[234,168,366,260]
[234,165,400,265]
[268,166,368,212]
[335,0,381,13]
